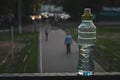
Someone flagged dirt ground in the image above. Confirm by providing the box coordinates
[0,41,25,65]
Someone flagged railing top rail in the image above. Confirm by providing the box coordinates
[0,72,120,77]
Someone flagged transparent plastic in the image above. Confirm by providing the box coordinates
[77,8,96,76]
[78,20,96,45]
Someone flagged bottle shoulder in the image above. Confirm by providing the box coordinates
[78,23,96,29]
[78,22,96,32]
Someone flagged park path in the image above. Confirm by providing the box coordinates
[38,22,105,73]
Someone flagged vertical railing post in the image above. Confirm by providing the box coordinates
[18,0,22,34]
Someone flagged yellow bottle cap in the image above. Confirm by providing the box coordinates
[81,8,94,20]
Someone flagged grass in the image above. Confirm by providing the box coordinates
[0,32,11,41]
[61,22,120,72]
[13,32,39,73]
[26,32,39,73]
[0,30,39,73]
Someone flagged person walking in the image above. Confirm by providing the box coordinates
[45,27,48,41]
[54,14,59,28]
[64,33,72,54]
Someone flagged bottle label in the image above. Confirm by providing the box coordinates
[83,71,93,76]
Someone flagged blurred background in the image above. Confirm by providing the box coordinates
[0,0,120,28]
[0,0,120,73]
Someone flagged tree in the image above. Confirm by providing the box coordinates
[61,0,105,20]
[0,0,38,16]
[0,0,40,24]
[0,0,17,15]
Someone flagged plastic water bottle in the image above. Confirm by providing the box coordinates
[77,8,96,76]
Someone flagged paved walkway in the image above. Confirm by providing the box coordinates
[39,22,105,73]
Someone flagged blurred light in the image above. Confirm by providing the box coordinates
[48,13,54,17]
[60,12,71,20]
[31,15,36,20]
[41,12,49,18]
[38,15,42,19]
[44,15,48,18]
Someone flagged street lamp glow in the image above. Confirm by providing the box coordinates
[31,15,37,32]
[31,16,36,20]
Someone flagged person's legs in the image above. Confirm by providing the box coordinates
[66,44,68,54]
[68,44,70,53]
[46,35,48,41]
[69,44,71,53]
[66,44,70,54]
[45,33,48,41]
